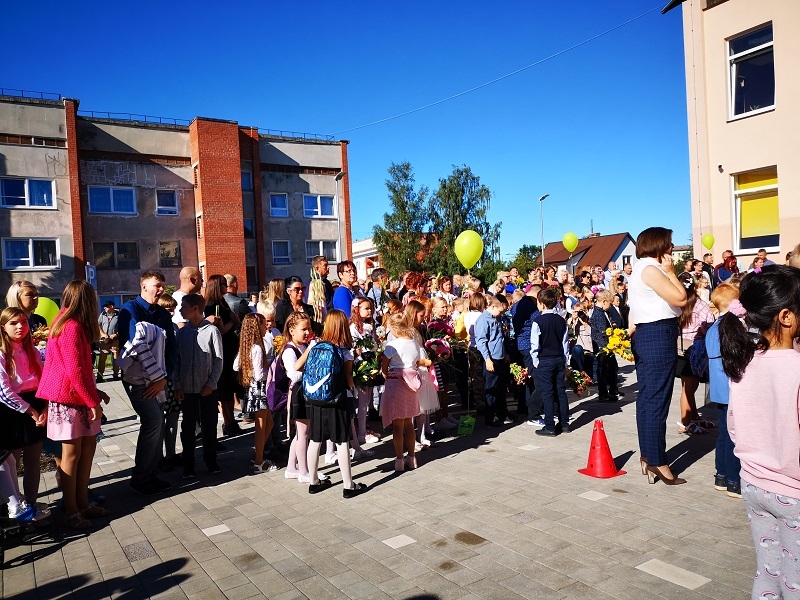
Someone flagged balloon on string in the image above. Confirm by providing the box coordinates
[454,230,484,270]
[701,233,715,250]
[34,297,60,326]
[562,232,579,254]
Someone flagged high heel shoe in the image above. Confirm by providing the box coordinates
[640,457,648,475]
[645,465,686,485]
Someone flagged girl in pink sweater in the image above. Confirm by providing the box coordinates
[718,265,800,599]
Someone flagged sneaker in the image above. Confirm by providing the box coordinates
[727,481,742,499]
[183,470,197,480]
[714,473,727,491]
[298,472,329,484]
[526,418,546,428]
[284,470,300,480]
[253,460,278,473]
[353,449,376,460]
[446,415,461,424]
[364,434,381,444]
[414,442,424,453]
[323,453,338,466]
[9,503,36,522]
[535,427,559,437]
[207,464,221,475]
[436,419,457,431]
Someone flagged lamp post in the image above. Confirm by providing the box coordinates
[335,171,347,264]
[538,194,549,268]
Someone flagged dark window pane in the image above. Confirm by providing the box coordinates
[245,265,257,290]
[89,187,112,213]
[156,190,178,214]
[32,240,58,266]
[730,24,772,56]
[1,179,26,206]
[243,219,255,239]
[159,241,181,268]
[3,240,30,268]
[303,195,318,217]
[320,196,334,216]
[113,189,136,214]
[94,242,115,268]
[115,242,139,269]
[732,48,775,115]
[29,180,54,207]
[322,241,337,261]
[241,172,252,191]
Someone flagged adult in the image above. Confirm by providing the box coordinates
[366,268,390,315]
[223,274,251,320]
[747,248,776,270]
[5,281,47,332]
[748,256,766,273]
[38,282,112,528]
[401,272,430,306]
[692,260,712,288]
[97,301,120,381]
[701,253,714,288]
[171,266,203,328]
[575,271,591,293]
[433,276,456,305]
[714,255,739,286]
[332,261,360,318]
[275,276,322,335]
[204,275,242,437]
[789,243,800,268]
[628,227,687,485]
[306,256,335,312]
[451,274,463,297]
[505,268,518,294]
[118,271,176,496]
[603,261,618,287]
[622,262,633,283]
[264,278,285,308]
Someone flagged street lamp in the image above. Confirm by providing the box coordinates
[335,171,347,264]
[538,194,549,268]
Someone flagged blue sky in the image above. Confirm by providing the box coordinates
[2,0,690,259]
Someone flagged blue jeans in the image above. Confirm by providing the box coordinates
[570,346,594,379]
[533,357,568,430]
[124,382,165,484]
[522,352,543,419]
[714,403,740,484]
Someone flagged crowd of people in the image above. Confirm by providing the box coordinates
[4,240,800,599]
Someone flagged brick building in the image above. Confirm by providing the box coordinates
[0,92,351,305]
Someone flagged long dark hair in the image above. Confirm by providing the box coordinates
[718,265,800,381]
[677,272,698,329]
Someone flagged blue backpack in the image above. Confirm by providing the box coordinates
[302,341,346,406]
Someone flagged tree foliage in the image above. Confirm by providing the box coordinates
[372,162,430,278]
[426,165,502,282]
[507,244,542,276]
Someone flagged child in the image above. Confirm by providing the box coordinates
[590,289,623,403]
[704,283,740,498]
[234,313,278,473]
[157,294,182,471]
[305,310,368,498]
[380,313,426,472]
[173,294,224,478]
[406,300,440,447]
[0,307,47,522]
[474,295,510,427]
[563,283,579,315]
[718,266,800,599]
[428,297,458,430]
[531,288,570,436]
[350,298,381,446]
[464,294,488,413]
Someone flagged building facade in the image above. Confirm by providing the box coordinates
[667,0,800,263]
[0,93,351,304]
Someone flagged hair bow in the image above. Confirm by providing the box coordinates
[728,299,746,317]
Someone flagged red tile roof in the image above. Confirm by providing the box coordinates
[542,233,635,269]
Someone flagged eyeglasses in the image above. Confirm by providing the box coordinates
[340,269,355,275]
[289,287,306,292]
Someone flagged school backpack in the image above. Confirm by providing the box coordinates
[302,341,346,406]
[266,345,300,413]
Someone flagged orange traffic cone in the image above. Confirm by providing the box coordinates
[578,419,626,478]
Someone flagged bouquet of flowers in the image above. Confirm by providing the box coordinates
[600,327,634,362]
[353,334,384,388]
[566,369,593,395]
[32,325,49,362]
[513,276,526,289]
[424,338,451,360]
[272,335,283,354]
[375,325,387,344]
[509,363,530,385]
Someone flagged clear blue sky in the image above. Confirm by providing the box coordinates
[2,0,691,259]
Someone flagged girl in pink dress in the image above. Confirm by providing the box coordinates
[38,281,110,530]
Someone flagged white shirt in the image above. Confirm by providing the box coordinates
[172,290,187,325]
[627,257,681,325]
[463,311,482,348]
[383,338,423,369]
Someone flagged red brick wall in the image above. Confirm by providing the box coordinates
[63,99,85,278]
[239,127,265,288]
[340,141,352,260]
[189,119,247,287]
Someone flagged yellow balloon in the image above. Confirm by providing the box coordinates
[454,230,484,270]
[562,232,579,254]
[34,297,60,326]
[701,233,715,250]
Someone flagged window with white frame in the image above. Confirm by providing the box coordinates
[272,240,291,265]
[241,171,253,191]
[88,186,137,214]
[2,238,60,270]
[93,241,140,269]
[305,240,338,263]
[303,194,335,218]
[734,166,780,253]
[156,190,178,215]
[270,193,288,217]
[0,178,56,208]
[729,23,774,119]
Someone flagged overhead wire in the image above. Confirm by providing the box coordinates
[331,5,663,136]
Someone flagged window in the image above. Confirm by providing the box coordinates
[88,186,136,214]
[2,238,59,270]
[270,193,288,218]
[196,215,203,238]
[156,190,178,216]
[303,194,335,218]
[729,23,774,119]
[246,265,257,291]
[241,171,253,191]
[243,219,255,239]
[305,240,338,263]
[734,167,779,253]
[0,178,55,208]
[93,242,140,269]
[272,240,290,265]
[159,241,182,268]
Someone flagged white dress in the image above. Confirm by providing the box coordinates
[414,331,440,414]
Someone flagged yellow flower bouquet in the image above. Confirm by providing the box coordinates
[600,328,634,362]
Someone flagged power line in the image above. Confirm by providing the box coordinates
[331,5,662,136]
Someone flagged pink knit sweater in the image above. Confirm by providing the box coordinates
[728,347,800,498]
[36,317,101,408]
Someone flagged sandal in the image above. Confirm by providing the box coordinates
[65,512,92,530]
[693,419,717,429]
[253,460,278,473]
[81,505,111,518]
[678,421,707,434]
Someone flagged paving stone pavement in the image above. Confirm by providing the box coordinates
[1,364,754,599]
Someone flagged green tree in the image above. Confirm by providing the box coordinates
[372,162,430,278]
[507,244,542,277]
[426,165,502,282]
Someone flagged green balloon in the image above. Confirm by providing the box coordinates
[562,232,579,254]
[34,297,60,326]
[701,233,715,250]
[454,230,484,270]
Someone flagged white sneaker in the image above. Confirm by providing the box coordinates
[298,472,329,484]
[324,453,338,465]
[364,434,381,444]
